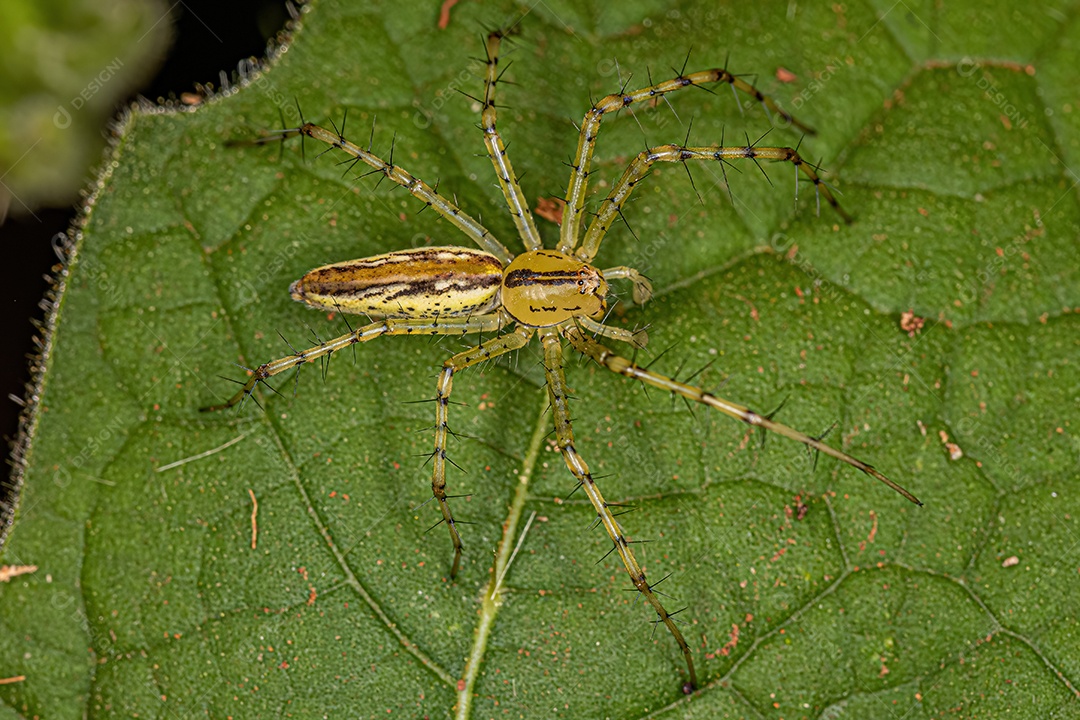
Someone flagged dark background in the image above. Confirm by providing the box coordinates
[2,1,292,500]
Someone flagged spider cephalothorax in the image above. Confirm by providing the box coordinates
[502,249,609,325]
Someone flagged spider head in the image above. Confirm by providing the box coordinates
[577,264,609,318]
[501,249,611,326]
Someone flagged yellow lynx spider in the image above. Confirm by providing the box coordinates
[204,29,922,693]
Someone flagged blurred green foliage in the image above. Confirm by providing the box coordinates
[0,0,170,217]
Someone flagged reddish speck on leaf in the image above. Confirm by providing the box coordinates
[438,0,459,29]
[535,196,565,225]
[775,67,797,83]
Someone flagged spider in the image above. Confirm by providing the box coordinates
[203,28,922,693]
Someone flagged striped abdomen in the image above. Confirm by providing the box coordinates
[290,247,504,318]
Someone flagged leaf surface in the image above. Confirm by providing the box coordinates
[2,1,1078,718]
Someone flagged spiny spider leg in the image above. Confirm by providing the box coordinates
[576,316,648,348]
[432,326,533,578]
[250,122,515,264]
[199,315,507,412]
[558,62,819,255]
[563,326,923,507]
[577,142,853,262]
[539,327,699,691]
[483,29,543,252]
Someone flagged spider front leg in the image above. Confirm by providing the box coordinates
[200,315,508,412]
[563,327,922,506]
[431,326,534,578]
[576,316,649,349]
[558,64,821,255]
[540,327,698,692]
[577,141,852,263]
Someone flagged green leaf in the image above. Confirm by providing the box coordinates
[2,1,1078,718]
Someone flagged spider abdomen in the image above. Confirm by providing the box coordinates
[289,246,504,318]
[502,249,608,326]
